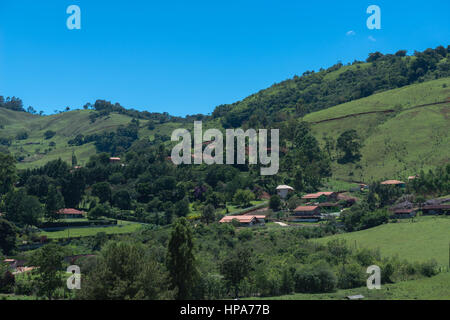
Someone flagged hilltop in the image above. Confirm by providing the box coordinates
[0,46,449,182]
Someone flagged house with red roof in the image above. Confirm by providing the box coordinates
[289,205,321,222]
[58,208,85,219]
[381,180,406,188]
[301,192,337,203]
[219,215,266,227]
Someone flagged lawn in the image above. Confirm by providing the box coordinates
[315,216,450,266]
[245,272,450,300]
[39,220,143,239]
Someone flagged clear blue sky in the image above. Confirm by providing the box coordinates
[0,0,448,116]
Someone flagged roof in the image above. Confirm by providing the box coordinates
[302,192,335,199]
[394,208,417,214]
[381,180,405,185]
[58,208,85,215]
[276,185,294,191]
[337,194,357,201]
[219,215,265,223]
[294,205,319,212]
[109,157,121,161]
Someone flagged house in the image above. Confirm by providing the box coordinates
[58,208,85,219]
[392,208,418,219]
[219,215,266,227]
[422,204,450,215]
[109,157,121,163]
[276,185,294,199]
[290,205,321,222]
[302,192,337,203]
[381,180,406,188]
[408,175,418,181]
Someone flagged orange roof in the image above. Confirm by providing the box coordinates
[110,157,121,161]
[381,180,405,185]
[219,215,265,223]
[58,208,85,215]
[294,205,319,212]
[302,192,335,199]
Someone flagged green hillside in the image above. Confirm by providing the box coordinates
[1,77,449,178]
[308,78,450,181]
[315,216,450,266]
[246,272,450,300]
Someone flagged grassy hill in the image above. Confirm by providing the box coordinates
[315,216,450,266]
[1,78,449,178]
[245,271,450,300]
[307,77,450,181]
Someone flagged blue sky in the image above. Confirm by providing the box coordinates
[0,1,448,116]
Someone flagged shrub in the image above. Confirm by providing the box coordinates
[294,262,337,293]
[419,260,438,277]
[337,263,365,289]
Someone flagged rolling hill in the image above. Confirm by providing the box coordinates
[315,216,450,266]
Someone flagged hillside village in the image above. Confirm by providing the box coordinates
[0,46,449,300]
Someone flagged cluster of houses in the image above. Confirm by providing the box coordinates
[219,177,450,226]
[390,197,450,219]
[219,185,359,226]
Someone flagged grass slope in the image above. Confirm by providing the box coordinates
[245,272,450,300]
[307,77,450,181]
[315,216,450,266]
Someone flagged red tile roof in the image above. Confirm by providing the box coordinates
[294,205,319,212]
[219,215,265,223]
[58,208,85,215]
[302,192,335,199]
[381,180,405,185]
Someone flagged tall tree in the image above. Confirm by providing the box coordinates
[44,185,65,222]
[220,247,253,298]
[0,153,17,195]
[0,218,17,255]
[3,189,43,227]
[78,241,173,300]
[336,130,362,164]
[31,243,65,300]
[166,218,200,299]
[201,204,216,224]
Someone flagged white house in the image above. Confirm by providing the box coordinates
[276,185,294,199]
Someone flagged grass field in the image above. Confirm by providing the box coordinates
[315,216,450,266]
[306,78,450,181]
[245,272,450,300]
[39,220,143,239]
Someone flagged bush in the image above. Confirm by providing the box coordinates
[419,260,438,277]
[337,263,365,289]
[238,229,253,241]
[294,262,337,293]
[44,130,56,140]
[0,271,15,293]
[15,131,29,140]
[14,276,34,296]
